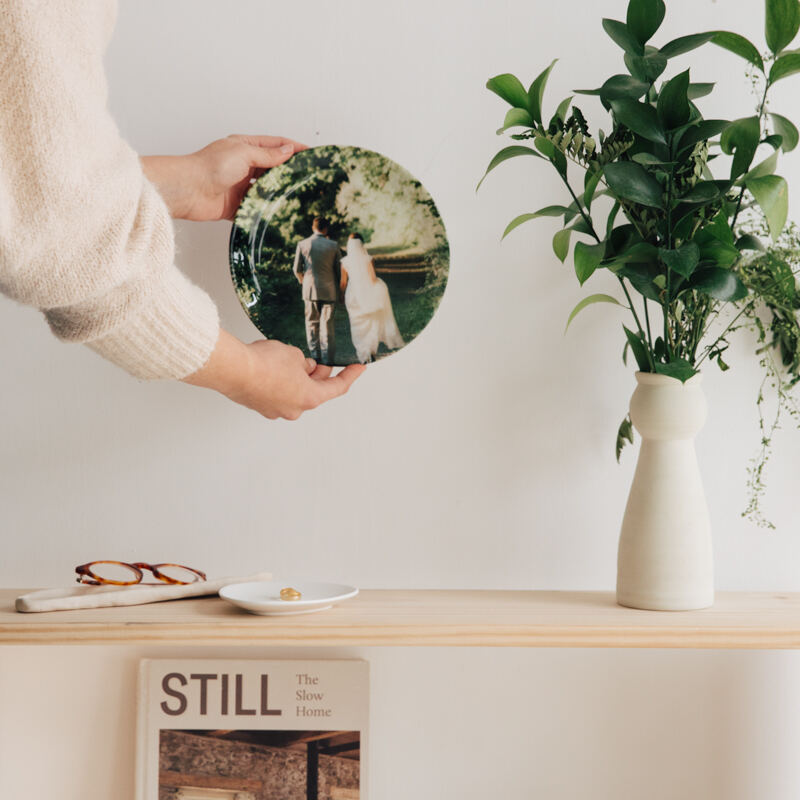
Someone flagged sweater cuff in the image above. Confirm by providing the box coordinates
[78,267,219,380]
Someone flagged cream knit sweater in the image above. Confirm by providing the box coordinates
[0,0,220,380]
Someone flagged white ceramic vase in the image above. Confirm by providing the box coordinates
[616,372,714,611]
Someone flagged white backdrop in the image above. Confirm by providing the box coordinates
[2,0,800,797]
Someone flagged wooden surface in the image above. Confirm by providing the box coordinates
[2,589,800,648]
[159,771,264,792]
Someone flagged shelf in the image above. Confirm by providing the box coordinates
[2,589,800,648]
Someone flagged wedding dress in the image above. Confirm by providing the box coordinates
[342,239,405,363]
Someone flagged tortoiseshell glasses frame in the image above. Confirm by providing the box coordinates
[74,561,207,586]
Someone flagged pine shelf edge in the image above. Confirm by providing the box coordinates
[1,589,799,648]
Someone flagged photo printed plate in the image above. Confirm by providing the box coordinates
[230,145,449,366]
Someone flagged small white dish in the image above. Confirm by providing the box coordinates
[219,581,358,616]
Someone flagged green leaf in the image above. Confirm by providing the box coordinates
[677,119,730,152]
[533,136,567,176]
[710,31,765,72]
[575,74,650,101]
[705,210,735,245]
[623,325,651,371]
[553,228,572,262]
[574,241,607,284]
[610,99,666,144]
[747,175,789,240]
[624,49,668,82]
[735,234,765,251]
[570,218,594,238]
[697,236,740,267]
[616,415,634,462]
[691,267,748,300]
[528,59,557,124]
[565,293,624,332]
[687,82,715,99]
[584,171,602,210]
[627,0,666,45]
[660,242,700,279]
[657,69,691,129]
[605,202,621,239]
[680,180,722,203]
[770,53,800,83]
[497,107,534,134]
[720,116,761,179]
[551,96,574,126]
[602,18,644,55]
[617,262,662,301]
[660,32,715,58]
[486,74,529,109]
[744,150,779,181]
[502,206,567,239]
[603,161,664,207]
[654,359,697,382]
[631,152,672,166]
[766,0,800,53]
[477,145,541,191]
[770,112,800,151]
[606,239,658,267]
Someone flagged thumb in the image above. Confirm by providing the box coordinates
[246,143,295,170]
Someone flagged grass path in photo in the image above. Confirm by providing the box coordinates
[264,285,432,365]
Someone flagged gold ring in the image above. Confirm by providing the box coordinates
[280,587,302,601]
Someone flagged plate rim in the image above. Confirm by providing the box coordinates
[219,580,359,609]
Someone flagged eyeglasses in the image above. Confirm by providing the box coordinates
[75,561,207,586]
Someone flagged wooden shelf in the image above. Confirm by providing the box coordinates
[2,589,800,648]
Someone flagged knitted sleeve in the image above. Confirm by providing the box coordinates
[0,0,220,380]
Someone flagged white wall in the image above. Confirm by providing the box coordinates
[2,0,800,797]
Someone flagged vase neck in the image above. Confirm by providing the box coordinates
[630,373,707,440]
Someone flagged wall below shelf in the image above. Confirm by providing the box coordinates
[2,589,800,648]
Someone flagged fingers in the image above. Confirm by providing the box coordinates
[304,357,317,374]
[246,143,296,170]
[310,363,367,404]
[230,134,308,152]
[309,364,333,380]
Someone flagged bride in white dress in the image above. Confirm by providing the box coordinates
[341,233,405,363]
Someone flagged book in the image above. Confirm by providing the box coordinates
[136,659,368,800]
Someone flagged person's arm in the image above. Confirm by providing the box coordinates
[368,258,379,284]
[294,243,305,284]
[0,3,220,381]
[182,330,365,420]
[340,267,349,293]
[334,246,343,289]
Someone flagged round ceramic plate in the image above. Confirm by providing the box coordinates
[219,581,359,616]
[229,144,449,367]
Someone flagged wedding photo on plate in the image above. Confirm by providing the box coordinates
[230,145,449,366]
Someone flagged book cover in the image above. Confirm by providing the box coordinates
[137,659,368,800]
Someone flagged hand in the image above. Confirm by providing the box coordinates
[141,135,306,222]
[182,329,366,420]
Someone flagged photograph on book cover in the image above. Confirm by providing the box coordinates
[137,659,368,800]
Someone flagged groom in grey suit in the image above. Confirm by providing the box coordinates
[293,216,342,365]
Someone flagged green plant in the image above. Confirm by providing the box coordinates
[480,0,800,470]
[738,213,800,526]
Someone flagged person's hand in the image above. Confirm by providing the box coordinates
[182,329,366,420]
[141,135,306,222]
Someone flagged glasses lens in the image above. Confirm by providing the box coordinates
[88,562,140,583]
[155,564,203,583]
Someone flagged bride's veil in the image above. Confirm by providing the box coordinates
[346,237,370,259]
